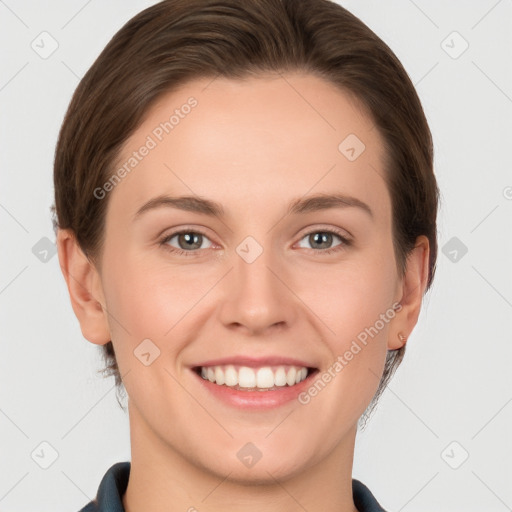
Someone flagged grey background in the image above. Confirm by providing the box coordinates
[1,0,511,510]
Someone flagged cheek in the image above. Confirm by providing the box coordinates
[295,248,396,395]
[296,263,394,423]
[297,251,397,339]
[100,255,214,353]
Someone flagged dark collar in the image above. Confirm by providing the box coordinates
[79,461,387,512]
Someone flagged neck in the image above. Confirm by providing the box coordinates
[123,401,359,512]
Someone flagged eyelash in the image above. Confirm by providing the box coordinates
[158,227,352,257]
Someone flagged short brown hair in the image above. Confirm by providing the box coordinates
[52,0,439,417]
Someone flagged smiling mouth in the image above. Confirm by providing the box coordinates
[192,365,319,392]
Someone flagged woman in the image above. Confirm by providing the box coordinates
[52,0,439,510]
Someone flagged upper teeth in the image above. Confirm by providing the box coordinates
[200,365,308,389]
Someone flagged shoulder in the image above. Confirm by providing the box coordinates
[352,478,389,512]
[77,461,131,512]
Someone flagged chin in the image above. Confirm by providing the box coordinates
[191,441,316,485]
[213,458,308,486]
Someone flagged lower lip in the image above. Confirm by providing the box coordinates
[191,368,318,410]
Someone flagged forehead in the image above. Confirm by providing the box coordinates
[107,72,390,224]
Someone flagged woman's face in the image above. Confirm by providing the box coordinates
[91,72,406,480]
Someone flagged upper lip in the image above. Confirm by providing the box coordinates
[192,355,318,369]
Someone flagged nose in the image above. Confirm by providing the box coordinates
[218,244,298,336]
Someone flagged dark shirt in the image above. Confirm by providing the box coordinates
[78,461,388,512]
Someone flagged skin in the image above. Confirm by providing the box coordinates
[57,72,429,512]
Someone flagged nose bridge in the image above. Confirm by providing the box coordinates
[219,236,296,334]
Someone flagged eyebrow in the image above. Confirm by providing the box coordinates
[133,192,374,221]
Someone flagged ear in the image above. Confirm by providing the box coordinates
[56,228,111,345]
[388,235,430,350]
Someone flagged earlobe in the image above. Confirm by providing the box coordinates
[388,235,430,350]
[56,228,111,346]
